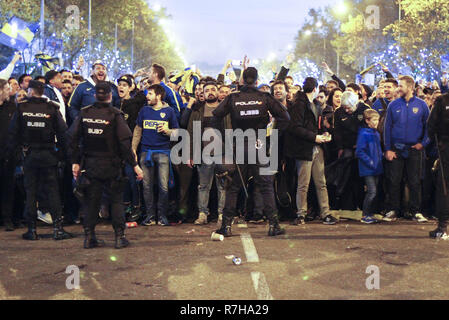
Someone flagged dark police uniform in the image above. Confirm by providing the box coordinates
[8,80,72,241]
[67,82,138,249]
[213,70,290,237]
[0,96,17,231]
[428,93,449,237]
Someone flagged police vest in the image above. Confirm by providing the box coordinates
[19,100,57,149]
[229,91,270,131]
[80,105,119,159]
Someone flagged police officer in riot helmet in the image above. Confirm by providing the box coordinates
[428,92,449,239]
[67,81,143,249]
[8,80,73,241]
[212,67,291,237]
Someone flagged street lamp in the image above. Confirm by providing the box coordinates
[334,1,368,69]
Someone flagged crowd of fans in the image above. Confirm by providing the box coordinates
[0,52,447,233]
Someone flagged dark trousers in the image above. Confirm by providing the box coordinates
[223,164,277,224]
[422,156,437,217]
[61,161,79,221]
[173,163,193,215]
[24,164,62,223]
[436,146,449,228]
[0,158,16,223]
[362,176,379,217]
[84,177,125,231]
[385,148,423,214]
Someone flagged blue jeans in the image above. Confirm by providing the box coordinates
[123,163,140,207]
[140,152,169,222]
[197,163,226,215]
[363,176,379,217]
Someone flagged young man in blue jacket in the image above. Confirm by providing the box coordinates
[356,110,383,224]
[383,75,430,222]
[68,61,120,122]
[148,63,183,121]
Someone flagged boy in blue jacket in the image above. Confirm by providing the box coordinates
[356,109,383,224]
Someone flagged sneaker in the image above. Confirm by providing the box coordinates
[141,216,156,226]
[194,212,208,225]
[429,228,449,240]
[413,213,428,223]
[323,215,338,225]
[383,211,397,222]
[37,210,53,225]
[158,215,170,226]
[291,215,305,226]
[361,216,378,224]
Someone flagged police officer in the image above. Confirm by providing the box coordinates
[8,80,73,240]
[67,82,143,249]
[428,92,449,238]
[212,67,290,237]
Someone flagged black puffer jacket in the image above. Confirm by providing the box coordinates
[284,91,326,161]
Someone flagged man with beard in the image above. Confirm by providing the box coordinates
[372,79,398,115]
[185,82,230,226]
[383,75,430,223]
[61,80,73,108]
[68,61,120,123]
[132,84,179,226]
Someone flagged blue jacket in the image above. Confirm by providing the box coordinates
[356,127,383,177]
[68,77,120,122]
[383,96,430,151]
[372,98,390,114]
[160,81,183,120]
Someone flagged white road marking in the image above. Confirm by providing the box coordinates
[240,233,260,263]
[251,272,274,300]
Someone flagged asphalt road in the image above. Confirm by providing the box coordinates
[1,217,449,300]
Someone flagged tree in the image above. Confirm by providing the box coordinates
[384,0,449,79]
[0,0,185,76]
[331,0,399,72]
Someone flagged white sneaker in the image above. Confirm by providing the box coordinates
[383,211,397,222]
[37,210,53,224]
[194,212,208,225]
[413,213,428,223]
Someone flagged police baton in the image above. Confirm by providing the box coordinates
[435,135,448,196]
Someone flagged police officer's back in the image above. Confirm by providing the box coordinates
[212,67,290,237]
[8,80,72,241]
[67,81,143,249]
[428,92,449,238]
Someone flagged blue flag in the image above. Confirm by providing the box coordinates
[0,16,39,50]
